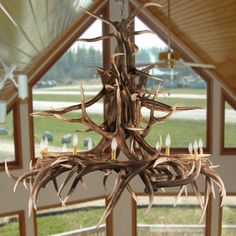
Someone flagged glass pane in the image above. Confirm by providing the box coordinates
[224,101,236,148]
[137,195,205,236]
[222,196,236,236]
[32,20,103,155]
[0,214,20,236]
[135,18,207,148]
[37,199,106,236]
[0,111,15,163]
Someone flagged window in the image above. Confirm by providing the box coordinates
[0,211,24,236]
[221,195,236,236]
[32,20,104,156]
[134,18,209,149]
[36,199,106,236]
[0,104,21,168]
[221,91,236,154]
[0,111,15,163]
[136,195,207,236]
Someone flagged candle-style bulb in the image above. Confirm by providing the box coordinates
[111,137,118,150]
[198,138,203,148]
[198,138,203,155]
[40,139,44,152]
[111,138,118,160]
[188,142,193,155]
[72,134,78,155]
[193,140,199,160]
[73,134,78,146]
[165,134,171,156]
[165,134,171,147]
[193,140,198,152]
[156,141,160,151]
[87,138,93,150]
[44,137,48,150]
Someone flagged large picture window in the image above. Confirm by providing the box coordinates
[134,17,209,150]
[0,211,25,236]
[221,90,236,154]
[136,195,208,236]
[0,103,21,169]
[36,199,106,236]
[32,20,104,157]
[220,195,236,236]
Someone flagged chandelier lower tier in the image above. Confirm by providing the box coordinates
[6,2,225,226]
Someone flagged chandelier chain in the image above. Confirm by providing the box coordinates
[120,0,125,20]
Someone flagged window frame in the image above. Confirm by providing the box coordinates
[34,196,110,236]
[218,192,236,236]
[132,192,212,236]
[0,210,26,236]
[0,100,23,171]
[220,89,236,155]
[129,4,213,154]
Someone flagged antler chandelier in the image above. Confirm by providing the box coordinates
[6,3,225,226]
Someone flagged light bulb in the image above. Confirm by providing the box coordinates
[193,140,198,153]
[73,134,78,146]
[40,139,44,152]
[198,138,203,149]
[87,138,93,150]
[111,138,118,150]
[165,134,171,147]
[44,136,48,148]
[188,142,193,155]
[156,141,160,151]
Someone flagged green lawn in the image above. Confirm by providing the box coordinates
[1,206,235,235]
[138,205,203,225]
[33,94,95,102]
[1,112,235,149]
[0,220,19,236]
[225,123,236,147]
[37,208,105,236]
[165,88,206,95]
[33,93,206,107]
[33,113,104,149]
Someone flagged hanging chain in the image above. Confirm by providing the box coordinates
[120,0,125,20]
[167,0,171,51]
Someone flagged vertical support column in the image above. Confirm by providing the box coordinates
[112,190,133,236]
[209,79,222,236]
[19,101,37,236]
[108,1,134,236]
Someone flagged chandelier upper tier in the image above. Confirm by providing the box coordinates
[6,2,225,226]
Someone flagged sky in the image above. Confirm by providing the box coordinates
[72,17,167,51]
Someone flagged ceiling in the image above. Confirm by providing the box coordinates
[137,0,236,95]
[0,0,236,105]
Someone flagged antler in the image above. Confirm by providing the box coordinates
[6,2,225,227]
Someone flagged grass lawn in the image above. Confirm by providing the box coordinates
[1,206,236,235]
[1,112,235,149]
[225,123,236,147]
[138,205,203,225]
[165,88,206,95]
[33,113,104,149]
[33,93,207,107]
[33,94,95,103]
[33,112,207,149]
[0,220,19,236]
[37,208,105,236]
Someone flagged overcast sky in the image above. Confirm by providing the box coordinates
[72,17,167,51]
